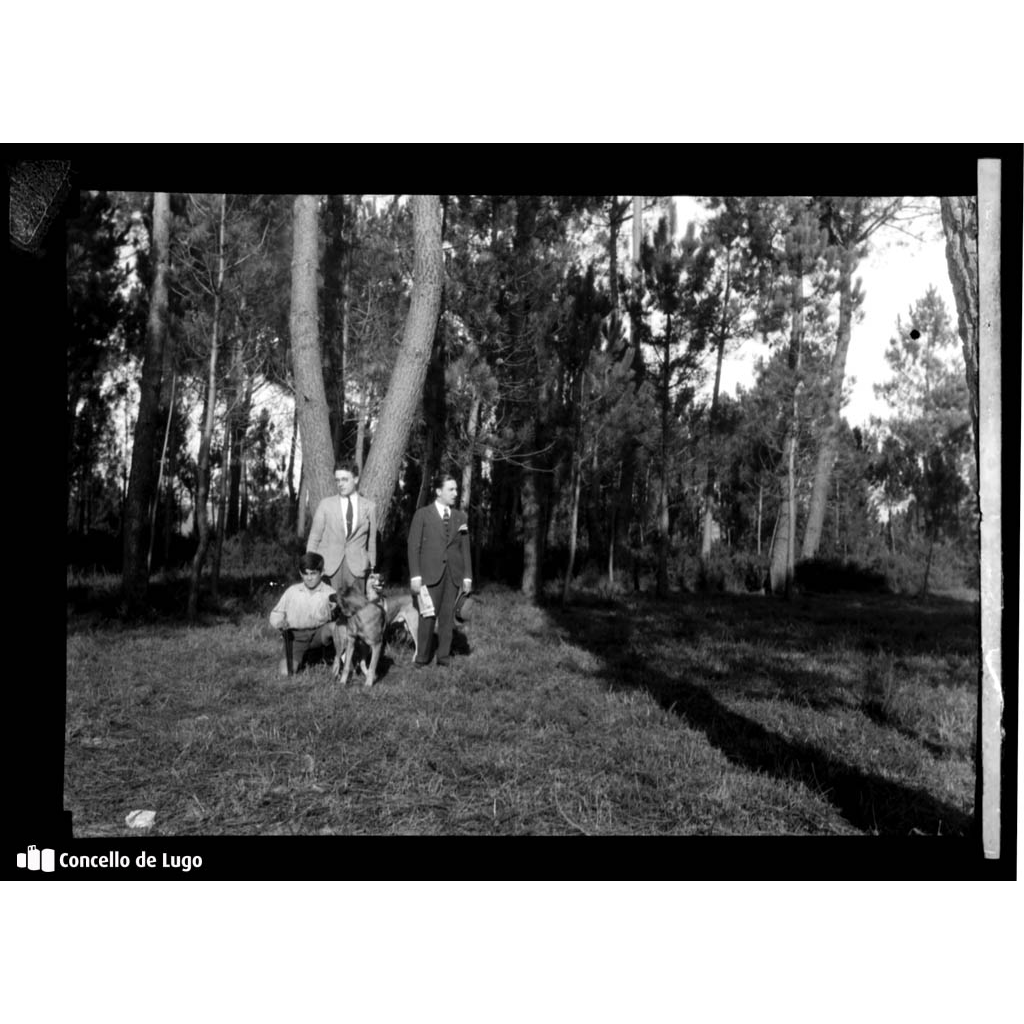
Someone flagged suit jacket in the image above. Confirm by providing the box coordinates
[407,503,472,588]
[307,493,377,578]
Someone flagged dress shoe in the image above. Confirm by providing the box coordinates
[436,657,450,667]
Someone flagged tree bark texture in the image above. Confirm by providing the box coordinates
[416,283,448,510]
[561,454,583,606]
[122,191,172,609]
[802,241,857,559]
[700,241,732,566]
[187,194,227,622]
[289,195,336,527]
[460,394,482,513]
[506,197,548,601]
[656,314,672,598]
[769,275,804,597]
[939,196,981,452]
[359,195,444,535]
[611,195,646,586]
[225,331,251,537]
[322,195,350,462]
[147,371,176,574]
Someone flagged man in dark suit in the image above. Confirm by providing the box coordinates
[407,472,473,667]
[307,463,377,595]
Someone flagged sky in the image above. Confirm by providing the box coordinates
[673,197,958,430]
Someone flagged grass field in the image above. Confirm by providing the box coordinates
[64,576,978,836]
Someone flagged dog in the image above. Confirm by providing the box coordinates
[330,577,422,687]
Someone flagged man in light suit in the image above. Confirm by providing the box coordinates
[407,471,472,667]
[307,463,377,596]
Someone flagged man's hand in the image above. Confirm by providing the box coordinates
[278,615,290,631]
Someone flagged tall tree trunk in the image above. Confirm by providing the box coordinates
[287,401,298,508]
[417,281,448,508]
[655,313,672,598]
[240,448,249,533]
[461,394,482,513]
[585,446,604,571]
[521,454,542,599]
[187,194,227,622]
[700,242,733,569]
[296,465,308,539]
[802,235,858,558]
[834,475,841,552]
[769,274,804,597]
[756,481,764,556]
[225,330,249,538]
[919,533,935,597]
[147,371,176,574]
[939,197,980,450]
[606,485,617,583]
[355,384,368,475]
[769,429,798,596]
[323,195,350,461]
[508,197,547,602]
[338,253,352,459]
[803,197,903,559]
[611,195,646,586]
[561,454,583,606]
[210,433,229,601]
[290,195,336,520]
[122,191,172,610]
[360,195,445,535]
[162,471,175,569]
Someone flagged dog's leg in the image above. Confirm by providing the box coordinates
[399,606,420,661]
[339,630,357,686]
[330,623,345,678]
[363,641,382,688]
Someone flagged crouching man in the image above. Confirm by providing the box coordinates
[268,552,338,676]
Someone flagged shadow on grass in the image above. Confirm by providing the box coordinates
[550,592,976,836]
[861,700,952,760]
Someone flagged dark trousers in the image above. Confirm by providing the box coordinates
[329,562,366,596]
[283,623,335,674]
[416,572,459,663]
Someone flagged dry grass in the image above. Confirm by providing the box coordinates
[64,579,978,836]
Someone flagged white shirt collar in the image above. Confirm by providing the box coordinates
[434,501,451,518]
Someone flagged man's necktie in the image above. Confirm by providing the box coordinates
[345,499,353,537]
[443,507,450,541]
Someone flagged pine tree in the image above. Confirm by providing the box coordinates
[801,197,911,560]
[766,201,831,597]
[359,195,445,534]
[122,191,172,610]
[872,288,972,593]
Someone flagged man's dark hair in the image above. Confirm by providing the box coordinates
[299,551,325,573]
[431,470,459,493]
[334,462,360,478]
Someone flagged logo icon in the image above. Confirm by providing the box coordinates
[17,845,55,872]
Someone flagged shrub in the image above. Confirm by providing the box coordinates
[795,558,888,594]
[217,532,303,580]
[681,548,770,594]
[873,541,978,596]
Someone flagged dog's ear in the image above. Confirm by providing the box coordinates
[338,586,367,616]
